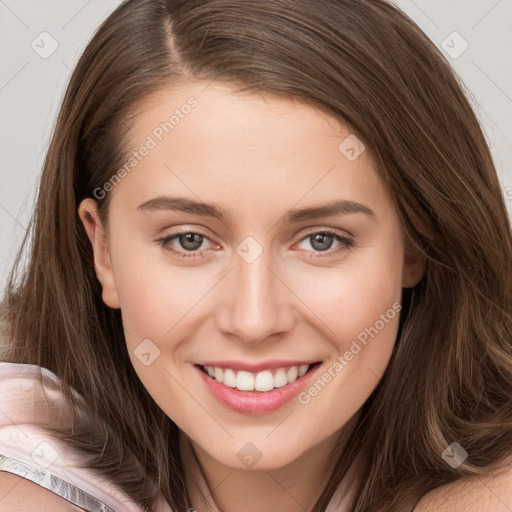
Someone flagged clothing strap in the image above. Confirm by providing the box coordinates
[0,453,116,512]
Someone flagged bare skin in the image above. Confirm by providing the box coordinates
[79,81,425,511]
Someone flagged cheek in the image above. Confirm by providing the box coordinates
[115,266,193,347]
[112,246,222,368]
[292,242,403,344]
[108,239,182,345]
[296,265,402,429]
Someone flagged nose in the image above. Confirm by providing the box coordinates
[215,246,295,346]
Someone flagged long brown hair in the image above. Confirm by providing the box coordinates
[1,0,511,510]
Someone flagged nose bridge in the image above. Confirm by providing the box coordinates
[217,239,293,344]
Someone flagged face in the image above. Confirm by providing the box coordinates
[79,81,424,472]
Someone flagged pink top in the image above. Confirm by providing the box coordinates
[0,361,351,511]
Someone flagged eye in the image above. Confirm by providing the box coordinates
[156,230,216,259]
[294,229,354,258]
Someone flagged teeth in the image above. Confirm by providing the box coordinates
[287,366,298,383]
[236,370,255,391]
[254,370,274,392]
[223,368,237,387]
[273,368,288,388]
[203,363,312,392]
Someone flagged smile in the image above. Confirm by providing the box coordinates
[201,363,311,392]
[195,361,322,414]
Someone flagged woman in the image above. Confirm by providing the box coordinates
[1,0,511,510]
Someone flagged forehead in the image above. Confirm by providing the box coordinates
[112,81,393,220]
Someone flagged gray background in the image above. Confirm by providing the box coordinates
[1,0,511,293]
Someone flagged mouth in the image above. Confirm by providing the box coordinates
[196,361,322,392]
[194,361,322,414]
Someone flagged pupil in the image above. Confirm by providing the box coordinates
[312,233,332,251]
[181,233,202,250]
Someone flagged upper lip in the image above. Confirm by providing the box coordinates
[195,360,320,373]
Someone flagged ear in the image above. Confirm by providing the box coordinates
[402,240,426,288]
[78,198,121,309]
[401,208,431,288]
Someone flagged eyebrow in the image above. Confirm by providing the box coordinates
[137,196,376,224]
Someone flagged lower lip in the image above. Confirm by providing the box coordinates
[196,363,321,415]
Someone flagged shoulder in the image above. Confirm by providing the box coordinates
[0,471,86,511]
[414,458,512,512]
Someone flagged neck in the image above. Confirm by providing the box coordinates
[180,411,363,512]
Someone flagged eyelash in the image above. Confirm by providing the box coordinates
[155,228,354,260]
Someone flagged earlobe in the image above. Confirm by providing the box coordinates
[401,207,431,288]
[402,242,426,288]
[78,198,121,309]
